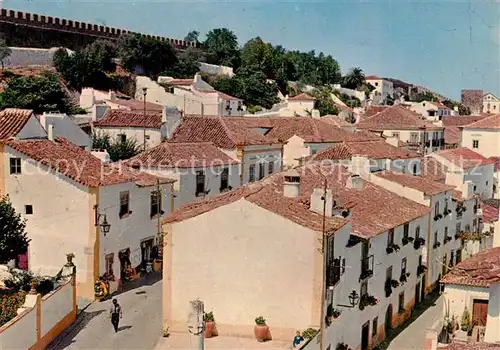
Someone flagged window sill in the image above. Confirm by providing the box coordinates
[150,212,164,220]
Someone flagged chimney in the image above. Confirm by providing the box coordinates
[346,174,363,189]
[193,73,202,85]
[108,90,116,101]
[48,124,54,141]
[162,105,168,123]
[311,109,320,119]
[310,188,334,216]
[283,169,301,198]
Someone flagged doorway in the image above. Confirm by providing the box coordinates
[385,304,393,333]
[118,248,132,282]
[415,282,421,305]
[421,274,426,301]
[472,299,488,326]
[361,321,370,350]
[141,238,155,269]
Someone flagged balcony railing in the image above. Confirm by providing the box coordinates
[359,255,374,281]
[326,260,341,289]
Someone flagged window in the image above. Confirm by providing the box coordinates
[150,191,161,217]
[418,255,423,266]
[386,266,393,280]
[456,249,462,264]
[195,171,205,196]
[415,226,420,239]
[444,227,448,239]
[434,231,438,244]
[118,134,126,143]
[473,140,479,149]
[387,229,394,247]
[450,251,455,267]
[311,149,317,155]
[444,199,448,213]
[465,224,471,232]
[434,202,440,216]
[403,223,409,240]
[9,158,21,174]
[268,161,274,175]
[249,164,255,182]
[25,205,33,215]
[119,191,130,218]
[456,223,461,235]
[473,185,477,192]
[410,132,419,143]
[105,253,114,276]
[401,258,407,275]
[398,292,405,313]
[392,132,400,139]
[258,163,265,180]
[360,280,368,298]
[220,168,229,192]
[372,317,378,337]
[413,164,418,175]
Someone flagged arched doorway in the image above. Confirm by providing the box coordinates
[385,304,393,334]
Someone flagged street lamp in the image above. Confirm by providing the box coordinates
[338,290,360,308]
[142,87,148,151]
[93,205,111,236]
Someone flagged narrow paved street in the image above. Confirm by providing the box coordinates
[386,295,443,350]
[47,279,163,350]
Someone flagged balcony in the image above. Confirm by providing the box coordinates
[359,255,374,281]
[326,260,341,289]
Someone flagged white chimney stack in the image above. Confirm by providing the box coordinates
[283,169,301,198]
[311,109,320,119]
[346,174,363,189]
[108,90,116,101]
[48,124,54,141]
[310,188,334,216]
[162,106,168,124]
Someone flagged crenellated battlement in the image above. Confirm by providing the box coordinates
[0,8,202,51]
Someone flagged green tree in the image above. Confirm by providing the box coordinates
[184,30,200,43]
[342,67,365,90]
[118,33,178,78]
[310,87,340,116]
[458,104,471,115]
[0,39,12,70]
[164,47,204,78]
[92,131,140,162]
[203,28,240,67]
[0,73,68,113]
[240,37,275,78]
[236,66,279,109]
[0,195,30,264]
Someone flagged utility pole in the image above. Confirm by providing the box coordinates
[319,177,328,350]
[142,87,148,151]
[156,178,163,259]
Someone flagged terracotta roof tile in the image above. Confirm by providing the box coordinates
[358,105,443,130]
[288,93,316,101]
[106,98,164,112]
[0,108,34,140]
[421,157,447,182]
[5,137,174,188]
[94,109,163,129]
[448,341,500,350]
[321,115,352,127]
[442,115,488,127]
[489,157,500,171]
[169,116,280,148]
[166,79,193,86]
[462,114,500,129]
[441,247,500,287]
[444,126,461,145]
[365,75,381,80]
[374,170,455,196]
[302,141,420,162]
[123,142,240,168]
[164,163,430,238]
[364,106,389,118]
[482,202,499,224]
[433,147,497,169]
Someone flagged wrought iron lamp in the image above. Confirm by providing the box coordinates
[93,205,111,236]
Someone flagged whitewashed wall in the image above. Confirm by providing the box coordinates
[93,126,162,150]
[16,115,47,140]
[443,284,489,321]
[241,146,282,185]
[0,307,37,349]
[41,281,73,334]
[461,129,500,158]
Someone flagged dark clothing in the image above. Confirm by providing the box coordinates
[111,313,119,332]
[293,335,304,346]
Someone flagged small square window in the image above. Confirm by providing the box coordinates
[387,229,394,247]
[249,164,255,182]
[372,317,378,336]
[25,205,33,215]
[472,140,479,149]
[10,158,21,174]
[268,161,274,175]
[401,258,407,275]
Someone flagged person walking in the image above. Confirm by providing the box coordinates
[109,298,122,333]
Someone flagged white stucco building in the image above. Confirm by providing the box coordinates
[38,112,92,151]
[409,101,453,121]
[460,114,500,158]
[0,114,175,299]
[365,76,394,104]
[285,93,317,117]
[168,116,283,185]
[123,142,241,208]
[357,105,445,155]
[483,93,500,114]
[93,108,181,151]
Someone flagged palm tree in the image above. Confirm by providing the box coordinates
[342,67,365,90]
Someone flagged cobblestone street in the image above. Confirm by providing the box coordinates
[47,279,163,350]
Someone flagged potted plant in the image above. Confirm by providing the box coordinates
[461,307,471,332]
[400,273,407,283]
[385,279,393,297]
[391,279,400,288]
[204,311,218,338]
[302,328,318,340]
[417,265,427,276]
[254,316,271,342]
[336,343,350,350]
[433,242,441,249]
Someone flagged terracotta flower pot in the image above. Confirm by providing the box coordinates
[254,325,271,342]
[204,321,218,338]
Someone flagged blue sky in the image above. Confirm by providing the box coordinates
[4,0,500,100]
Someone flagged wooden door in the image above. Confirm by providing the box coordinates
[472,299,488,326]
[415,282,421,305]
[361,321,370,350]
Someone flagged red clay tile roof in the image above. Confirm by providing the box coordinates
[374,170,455,196]
[433,147,497,169]
[441,247,500,287]
[462,114,500,129]
[365,75,381,80]
[421,157,447,182]
[0,109,34,140]
[335,104,354,113]
[302,141,420,162]
[489,157,500,171]
[169,116,280,148]
[106,98,164,112]
[288,93,316,101]
[321,115,352,127]
[442,115,488,127]
[444,126,461,145]
[358,105,443,130]
[448,341,500,350]
[164,163,430,238]
[166,79,193,86]
[5,137,174,188]
[94,109,163,129]
[226,116,381,143]
[123,142,240,169]
[482,202,499,224]
[364,106,389,118]
[195,89,242,101]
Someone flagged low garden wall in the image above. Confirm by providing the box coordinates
[0,277,76,349]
